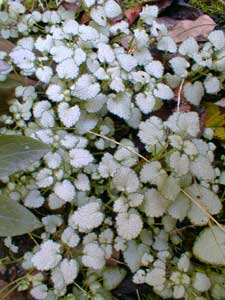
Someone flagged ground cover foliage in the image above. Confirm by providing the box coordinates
[0,0,225,299]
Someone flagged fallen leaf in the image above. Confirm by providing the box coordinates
[205,103,225,141]
[0,39,15,54]
[157,17,179,29]
[0,73,37,88]
[215,98,225,108]
[157,0,173,12]
[165,1,202,20]
[61,0,81,11]
[124,4,142,25]
[106,249,121,266]
[169,15,216,43]
[81,12,90,24]
[120,35,133,49]
[179,101,192,112]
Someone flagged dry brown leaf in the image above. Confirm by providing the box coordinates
[157,17,179,30]
[106,249,122,266]
[5,73,37,87]
[124,4,142,25]
[165,2,202,20]
[81,12,90,24]
[109,15,123,25]
[61,0,81,11]
[0,39,15,54]
[157,0,173,12]
[169,15,216,43]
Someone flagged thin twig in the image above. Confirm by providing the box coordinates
[28,232,39,246]
[38,0,45,10]
[208,220,225,264]
[88,130,150,162]
[177,79,184,112]
[136,289,141,300]
[181,188,225,234]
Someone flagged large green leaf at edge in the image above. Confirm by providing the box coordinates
[0,194,42,236]
[0,135,50,177]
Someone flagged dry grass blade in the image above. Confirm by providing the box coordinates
[88,130,150,162]
[177,79,185,112]
[181,188,225,234]
[136,289,141,300]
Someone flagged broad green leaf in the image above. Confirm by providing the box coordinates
[193,226,225,266]
[0,74,36,114]
[0,135,50,177]
[0,195,42,236]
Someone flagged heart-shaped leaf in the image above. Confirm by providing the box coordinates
[103,267,127,290]
[183,81,204,106]
[0,195,42,236]
[193,226,225,265]
[0,135,50,177]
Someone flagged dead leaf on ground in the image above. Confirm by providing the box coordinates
[157,0,173,12]
[106,248,121,266]
[81,12,90,24]
[205,103,225,141]
[0,74,37,88]
[61,0,81,11]
[165,1,202,20]
[157,17,179,30]
[120,35,133,49]
[124,4,142,25]
[0,39,15,54]
[109,15,124,25]
[168,15,216,43]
